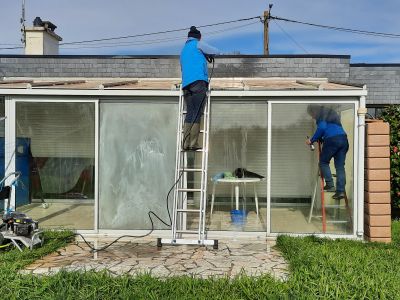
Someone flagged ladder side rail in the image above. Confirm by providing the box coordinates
[318,141,327,233]
[172,87,185,239]
[201,89,212,240]
[181,152,188,234]
[308,170,319,223]
[197,96,208,240]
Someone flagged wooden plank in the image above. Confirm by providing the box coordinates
[30,80,86,87]
[295,80,321,90]
[99,80,139,89]
[0,80,33,84]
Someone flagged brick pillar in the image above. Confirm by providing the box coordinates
[364,119,391,243]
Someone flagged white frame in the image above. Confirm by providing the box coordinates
[6,96,99,232]
[267,99,361,239]
[0,89,367,238]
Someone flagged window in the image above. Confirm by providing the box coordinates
[270,103,355,234]
[99,101,177,230]
[16,102,95,230]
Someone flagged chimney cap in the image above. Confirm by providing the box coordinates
[33,17,57,31]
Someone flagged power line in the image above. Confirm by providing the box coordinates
[270,15,400,38]
[272,19,308,54]
[0,46,23,50]
[0,43,21,46]
[60,16,262,46]
[61,21,260,50]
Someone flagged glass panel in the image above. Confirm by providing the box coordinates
[270,103,355,235]
[16,102,95,230]
[99,102,177,230]
[205,102,268,232]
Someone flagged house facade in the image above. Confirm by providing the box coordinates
[0,54,397,240]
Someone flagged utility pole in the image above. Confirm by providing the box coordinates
[263,4,273,55]
[20,0,26,45]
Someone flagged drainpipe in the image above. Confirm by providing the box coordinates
[357,89,367,238]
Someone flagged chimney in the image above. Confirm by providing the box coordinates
[24,17,62,55]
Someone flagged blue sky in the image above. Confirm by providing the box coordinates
[0,0,399,63]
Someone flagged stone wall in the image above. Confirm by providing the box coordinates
[0,55,350,81]
[350,64,400,105]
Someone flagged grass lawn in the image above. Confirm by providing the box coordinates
[0,221,399,299]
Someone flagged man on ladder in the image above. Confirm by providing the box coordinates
[158,26,218,249]
[180,26,217,151]
[306,105,349,200]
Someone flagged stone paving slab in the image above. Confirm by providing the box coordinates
[21,237,289,280]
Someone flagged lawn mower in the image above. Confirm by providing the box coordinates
[0,172,44,251]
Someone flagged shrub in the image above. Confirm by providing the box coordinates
[380,105,400,209]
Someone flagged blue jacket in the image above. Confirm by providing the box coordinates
[180,38,208,88]
[310,120,346,143]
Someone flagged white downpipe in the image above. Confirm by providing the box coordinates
[266,102,272,236]
[357,95,366,238]
[4,97,16,210]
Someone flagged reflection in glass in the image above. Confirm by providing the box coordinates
[16,102,95,230]
[270,103,354,234]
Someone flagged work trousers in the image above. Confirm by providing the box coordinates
[319,134,349,193]
[183,80,208,124]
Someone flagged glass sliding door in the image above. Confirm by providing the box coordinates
[206,101,268,232]
[15,102,95,230]
[99,101,177,230]
[269,102,355,235]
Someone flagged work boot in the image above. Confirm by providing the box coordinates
[183,123,191,150]
[332,192,345,200]
[324,184,335,192]
[189,123,202,150]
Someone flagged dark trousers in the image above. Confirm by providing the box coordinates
[319,135,349,193]
[183,80,208,124]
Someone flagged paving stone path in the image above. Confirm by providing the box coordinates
[21,238,289,280]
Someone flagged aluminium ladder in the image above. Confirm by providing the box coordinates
[158,85,218,249]
[308,142,353,233]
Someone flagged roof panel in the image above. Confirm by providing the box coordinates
[0,77,363,91]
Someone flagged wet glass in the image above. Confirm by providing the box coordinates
[270,103,355,235]
[206,101,268,232]
[99,101,177,230]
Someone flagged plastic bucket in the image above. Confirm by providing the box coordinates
[230,209,247,226]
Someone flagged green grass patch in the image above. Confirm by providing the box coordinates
[0,224,399,299]
[278,235,400,299]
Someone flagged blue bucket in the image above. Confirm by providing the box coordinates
[230,209,247,226]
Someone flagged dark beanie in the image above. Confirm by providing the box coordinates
[188,26,201,39]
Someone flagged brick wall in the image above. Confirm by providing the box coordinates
[364,119,391,243]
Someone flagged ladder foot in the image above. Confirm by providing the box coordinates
[213,239,218,250]
[156,238,162,249]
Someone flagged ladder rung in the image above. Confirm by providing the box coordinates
[176,230,200,234]
[325,205,346,208]
[181,111,208,116]
[326,220,349,224]
[177,209,201,213]
[181,129,207,133]
[179,168,203,172]
[180,149,205,152]
[177,188,202,192]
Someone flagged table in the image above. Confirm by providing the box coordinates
[210,178,262,216]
